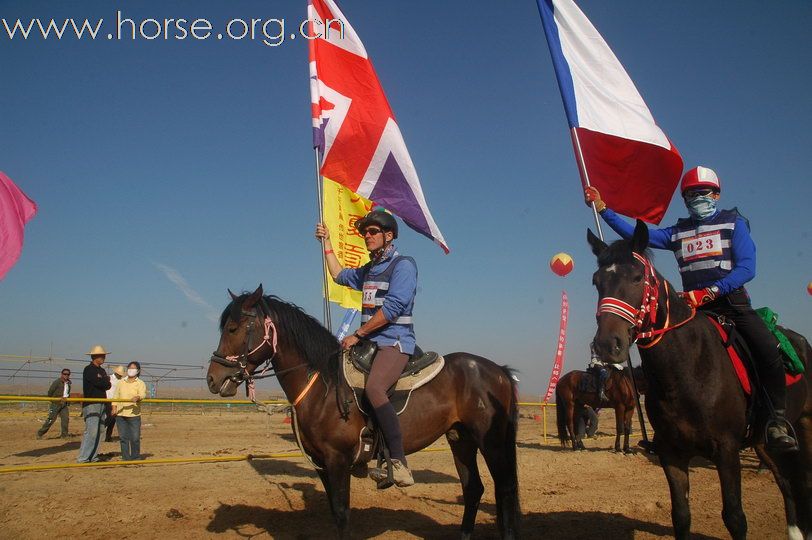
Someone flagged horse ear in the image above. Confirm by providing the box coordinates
[244,285,263,309]
[630,220,650,255]
[228,289,238,301]
[587,228,608,256]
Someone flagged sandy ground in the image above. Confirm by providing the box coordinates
[0,403,788,539]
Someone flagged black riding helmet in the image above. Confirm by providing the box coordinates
[355,209,398,239]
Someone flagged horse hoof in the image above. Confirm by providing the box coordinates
[351,463,368,478]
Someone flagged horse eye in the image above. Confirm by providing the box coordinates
[227,325,238,334]
[633,275,644,284]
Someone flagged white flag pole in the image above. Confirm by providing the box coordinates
[314,148,333,332]
[570,128,649,446]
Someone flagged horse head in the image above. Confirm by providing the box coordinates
[587,220,655,364]
[207,284,277,397]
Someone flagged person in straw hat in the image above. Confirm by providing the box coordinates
[76,345,112,463]
[104,365,126,442]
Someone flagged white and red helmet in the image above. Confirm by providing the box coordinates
[680,166,721,194]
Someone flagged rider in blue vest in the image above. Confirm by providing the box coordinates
[585,166,796,451]
[315,209,417,487]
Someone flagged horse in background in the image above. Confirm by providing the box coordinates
[588,221,812,540]
[206,286,521,539]
[555,367,637,453]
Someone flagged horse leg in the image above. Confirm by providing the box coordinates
[623,407,633,454]
[660,451,692,540]
[567,401,578,451]
[447,429,484,540]
[755,444,802,538]
[715,444,747,540]
[316,458,352,539]
[481,426,521,540]
[613,405,623,452]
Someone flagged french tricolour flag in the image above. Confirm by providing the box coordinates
[537,0,683,224]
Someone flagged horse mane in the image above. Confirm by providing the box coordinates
[598,237,654,268]
[220,293,341,384]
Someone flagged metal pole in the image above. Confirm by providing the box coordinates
[570,128,649,445]
[314,147,333,332]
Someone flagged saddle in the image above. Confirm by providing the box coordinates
[343,341,444,415]
[579,370,600,394]
[706,314,803,398]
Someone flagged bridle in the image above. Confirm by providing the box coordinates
[209,297,305,399]
[597,252,696,348]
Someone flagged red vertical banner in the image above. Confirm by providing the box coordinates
[542,291,569,403]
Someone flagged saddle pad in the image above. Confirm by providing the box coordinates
[342,351,445,415]
[707,316,803,396]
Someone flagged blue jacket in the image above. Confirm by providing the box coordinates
[600,208,756,295]
[336,246,418,354]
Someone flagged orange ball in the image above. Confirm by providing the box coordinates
[808,282,812,296]
[550,253,574,277]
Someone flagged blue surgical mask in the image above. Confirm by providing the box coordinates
[686,195,717,220]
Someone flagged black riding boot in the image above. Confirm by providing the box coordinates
[763,368,797,451]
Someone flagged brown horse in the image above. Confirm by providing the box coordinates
[588,221,812,540]
[555,367,636,453]
[206,286,520,539]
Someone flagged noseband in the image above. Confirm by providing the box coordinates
[597,252,695,346]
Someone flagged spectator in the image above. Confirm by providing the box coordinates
[104,365,125,442]
[576,405,599,440]
[36,368,72,439]
[112,361,147,461]
[76,345,112,463]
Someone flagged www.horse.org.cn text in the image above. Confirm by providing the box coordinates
[1,11,347,48]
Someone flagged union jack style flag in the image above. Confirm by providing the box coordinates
[308,0,448,253]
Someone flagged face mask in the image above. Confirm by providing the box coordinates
[686,195,717,220]
[127,368,138,378]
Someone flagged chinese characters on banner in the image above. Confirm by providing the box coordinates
[543,291,569,403]
[322,177,372,308]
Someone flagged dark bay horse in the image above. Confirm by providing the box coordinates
[206,286,520,539]
[555,368,636,453]
[588,221,812,540]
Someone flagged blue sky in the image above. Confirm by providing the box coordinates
[2,1,810,394]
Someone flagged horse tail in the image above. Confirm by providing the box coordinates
[498,364,521,535]
[555,384,568,447]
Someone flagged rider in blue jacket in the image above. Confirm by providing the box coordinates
[586,166,796,451]
[316,209,417,487]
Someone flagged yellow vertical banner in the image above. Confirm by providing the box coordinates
[322,177,373,309]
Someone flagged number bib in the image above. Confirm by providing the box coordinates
[362,283,378,309]
[681,231,723,262]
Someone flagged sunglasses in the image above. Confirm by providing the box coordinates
[362,227,383,236]
[683,189,716,199]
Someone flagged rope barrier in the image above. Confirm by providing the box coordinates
[0,446,453,474]
[0,396,289,405]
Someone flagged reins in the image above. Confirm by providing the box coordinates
[597,252,696,347]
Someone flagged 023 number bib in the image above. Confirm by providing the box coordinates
[681,231,723,262]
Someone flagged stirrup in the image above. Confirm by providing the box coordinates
[765,418,799,453]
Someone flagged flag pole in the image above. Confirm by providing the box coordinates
[314,148,333,332]
[570,128,604,241]
[570,128,649,447]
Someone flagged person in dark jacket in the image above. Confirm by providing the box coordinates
[586,166,795,451]
[36,368,72,439]
[76,345,112,463]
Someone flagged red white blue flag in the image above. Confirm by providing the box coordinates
[308,0,448,252]
[537,0,683,224]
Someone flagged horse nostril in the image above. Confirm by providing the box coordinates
[613,336,622,354]
[207,375,214,387]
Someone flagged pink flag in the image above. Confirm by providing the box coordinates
[0,172,37,280]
